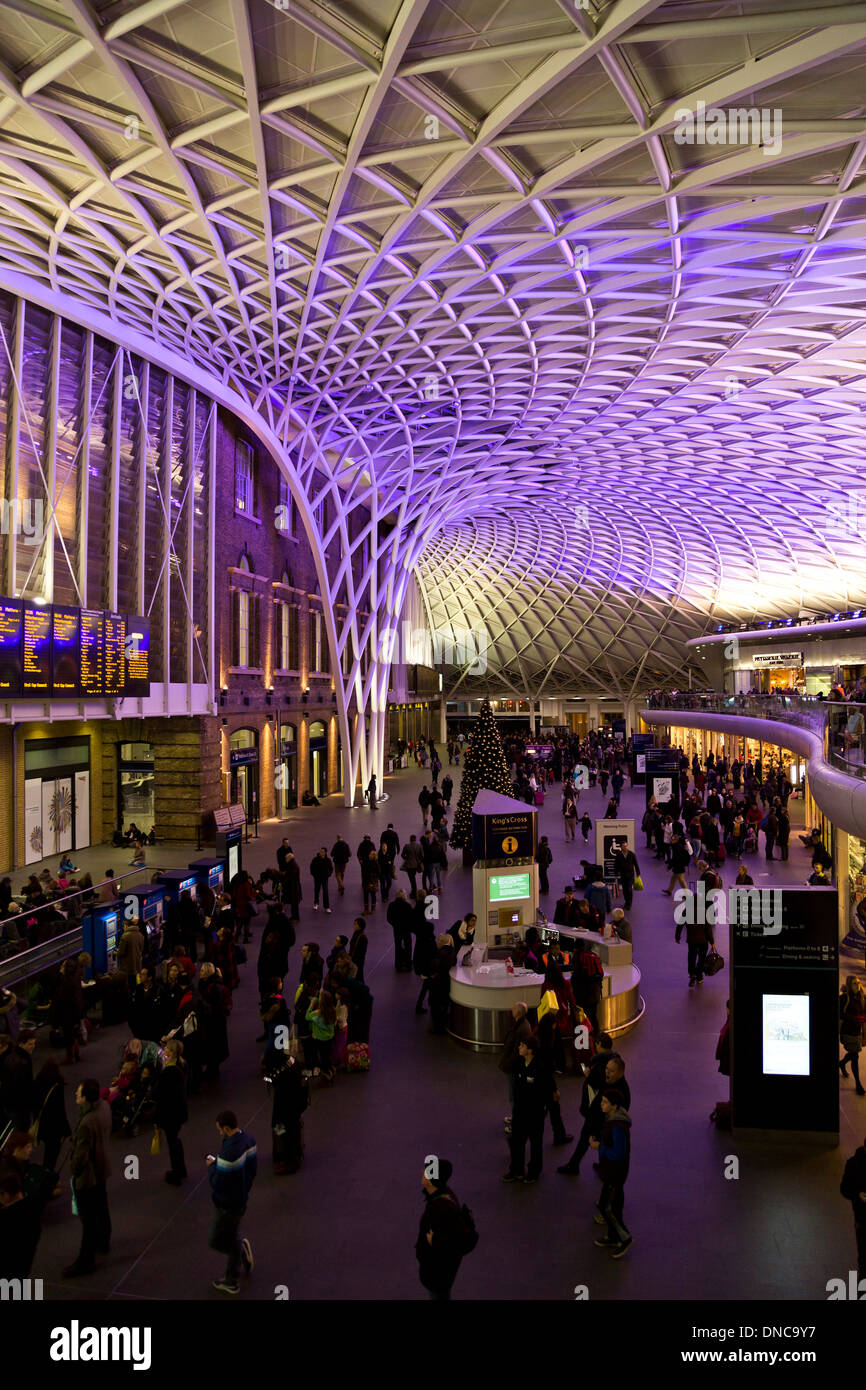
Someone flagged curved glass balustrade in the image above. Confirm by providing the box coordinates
[642,692,866,782]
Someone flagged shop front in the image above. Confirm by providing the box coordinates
[229,729,259,822]
[309,720,327,799]
[118,741,155,837]
[276,722,297,813]
[23,735,91,864]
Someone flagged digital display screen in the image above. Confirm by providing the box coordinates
[124,617,150,696]
[52,606,80,695]
[0,600,22,693]
[22,605,51,693]
[80,610,104,696]
[0,596,151,699]
[489,872,532,902]
[103,612,126,697]
[228,843,239,881]
[104,911,119,953]
[762,993,810,1076]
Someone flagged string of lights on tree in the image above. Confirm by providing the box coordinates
[449,698,513,851]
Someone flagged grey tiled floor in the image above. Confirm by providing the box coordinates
[23,765,866,1300]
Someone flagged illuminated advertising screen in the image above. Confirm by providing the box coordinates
[228,843,240,881]
[52,606,80,696]
[103,611,126,697]
[80,610,104,696]
[0,599,22,693]
[762,993,810,1076]
[489,872,531,902]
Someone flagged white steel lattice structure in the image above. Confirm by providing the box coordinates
[2,0,866,786]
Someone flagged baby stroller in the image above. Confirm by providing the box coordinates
[742,825,759,855]
[110,1038,163,1134]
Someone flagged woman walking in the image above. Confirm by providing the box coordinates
[362,849,379,913]
[839,976,866,1096]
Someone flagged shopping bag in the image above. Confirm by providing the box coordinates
[537,989,559,1021]
[150,1127,162,1156]
[347,1042,370,1072]
[633,875,644,892]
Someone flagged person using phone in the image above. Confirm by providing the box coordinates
[207,1110,257,1294]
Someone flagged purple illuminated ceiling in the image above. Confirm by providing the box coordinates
[2,0,866,696]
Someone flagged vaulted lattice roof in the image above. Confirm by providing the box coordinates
[2,0,866,696]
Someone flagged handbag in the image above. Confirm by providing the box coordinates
[150,1126,162,1156]
[537,989,559,1021]
[704,947,725,977]
[28,1082,57,1144]
[633,875,644,891]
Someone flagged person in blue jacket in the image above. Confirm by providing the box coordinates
[590,1088,632,1258]
[208,1109,258,1294]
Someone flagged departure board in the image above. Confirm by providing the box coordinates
[22,605,51,694]
[104,612,126,697]
[0,600,22,694]
[52,606,80,696]
[124,617,150,696]
[0,597,150,699]
[80,610,105,696]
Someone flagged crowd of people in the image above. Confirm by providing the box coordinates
[2,719,865,1298]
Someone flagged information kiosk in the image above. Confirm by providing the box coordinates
[470,790,538,946]
[731,886,839,1135]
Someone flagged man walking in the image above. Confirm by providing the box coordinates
[613,843,640,911]
[558,1048,628,1177]
[674,901,715,987]
[840,1132,866,1280]
[416,1157,470,1300]
[503,1036,556,1184]
[63,1078,112,1277]
[590,1087,633,1258]
[310,847,333,912]
[387,890,414,971]
[156,1038,188,1186]
[418,785,431,829]
[208,1109,257,1294]
[401,835,424,896]
[280,847,302,922]
[331,834,351,895]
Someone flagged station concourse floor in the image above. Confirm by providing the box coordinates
[23,764,866,1302]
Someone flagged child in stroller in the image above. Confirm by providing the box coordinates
[742,824,759,855]
[107,1037,163,1133]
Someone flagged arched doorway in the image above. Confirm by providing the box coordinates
[229,728,259,821]
[277,722,297,813]
[309,720,327,799]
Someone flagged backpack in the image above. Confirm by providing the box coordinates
[439,1192,479,1255]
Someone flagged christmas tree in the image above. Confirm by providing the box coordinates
[450,697,514,851]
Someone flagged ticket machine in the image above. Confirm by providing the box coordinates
[121,884,165,963]
[81,904,121,977]
[188,858,225,895]
[156,869,199,905]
